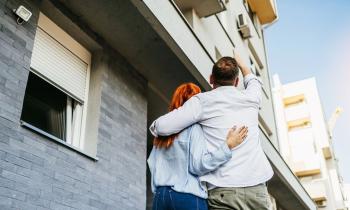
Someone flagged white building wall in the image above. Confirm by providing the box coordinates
[272,75,291,159]
[273,76,346,210]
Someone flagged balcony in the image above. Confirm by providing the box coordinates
[246,0,278,24]
[287,117,311,131]
[283,94,305,107]
[302,179,327,202]
[174,0,226,18]
[292,158,321,177]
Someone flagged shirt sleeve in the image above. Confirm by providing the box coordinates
[242,73,263,107]
[149,96,203,137]
[188,124,232,176]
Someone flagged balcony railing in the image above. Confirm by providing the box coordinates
[287,117,311,131]
[302,179,327,202]
[283,94,305,107]
[292,158,321,177]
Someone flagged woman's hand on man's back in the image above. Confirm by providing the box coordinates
[226,126,248,149]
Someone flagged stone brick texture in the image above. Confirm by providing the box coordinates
[0,0,148,209]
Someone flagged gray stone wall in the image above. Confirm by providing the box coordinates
[0,0,148,209]
[96,51,148,210]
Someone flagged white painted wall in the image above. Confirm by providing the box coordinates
[273,76,346,210]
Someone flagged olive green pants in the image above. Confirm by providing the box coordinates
[208,184,271,210]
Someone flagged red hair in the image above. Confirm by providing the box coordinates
[153,83,201,148]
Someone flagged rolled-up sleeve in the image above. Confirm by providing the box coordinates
[149,96,203,137]
[189,124,232,176]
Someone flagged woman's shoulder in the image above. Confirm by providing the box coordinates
[189,124,203,134]
[176,124,202,142]
[176,126,191,140]
[176,124,200,141]
[181,124,202,135]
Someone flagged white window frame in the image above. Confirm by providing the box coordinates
[30,13,91,150]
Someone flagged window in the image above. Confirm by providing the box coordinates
[21,13,90,150]
[22,73,69,140]
[250,58,263,79]
[250,56,269,98]
[250,58,257,74]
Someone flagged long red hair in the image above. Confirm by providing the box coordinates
[153,83,201,148]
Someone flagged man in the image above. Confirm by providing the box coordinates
[149,54,273,210]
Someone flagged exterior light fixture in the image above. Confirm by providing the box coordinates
[13,5,32,25]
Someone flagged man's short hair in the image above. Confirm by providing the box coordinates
[212,56,239,86]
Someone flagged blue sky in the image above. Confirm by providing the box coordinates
[265,0,350,182]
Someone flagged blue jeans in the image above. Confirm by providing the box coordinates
[153,186,208,210]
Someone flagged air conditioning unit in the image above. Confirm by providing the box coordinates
[237,14,252,39]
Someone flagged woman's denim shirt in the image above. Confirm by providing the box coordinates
[147,124,232,199]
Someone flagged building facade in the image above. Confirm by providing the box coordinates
[273,76,347,210]
[0,0,316,209]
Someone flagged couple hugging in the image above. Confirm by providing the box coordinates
[148,54,273,210]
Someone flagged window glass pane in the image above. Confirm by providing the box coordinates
[21,72,67,140]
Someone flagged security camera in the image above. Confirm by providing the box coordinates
[13,5,32,25]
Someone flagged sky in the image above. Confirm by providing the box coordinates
[265,0,350,182]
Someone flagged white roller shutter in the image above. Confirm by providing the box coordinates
[30,27,88,102]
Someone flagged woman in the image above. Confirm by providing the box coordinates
[148,83,248,210]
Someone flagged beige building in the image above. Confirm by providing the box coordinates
[273,76,347,209]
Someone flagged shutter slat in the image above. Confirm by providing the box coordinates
[30,28,88,102]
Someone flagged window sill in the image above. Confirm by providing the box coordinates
[20,121,98,161]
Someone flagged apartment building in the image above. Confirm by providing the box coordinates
[0,0,317,209]
[273,76,347,210]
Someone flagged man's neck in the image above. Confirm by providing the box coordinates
[213,84,234,89]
